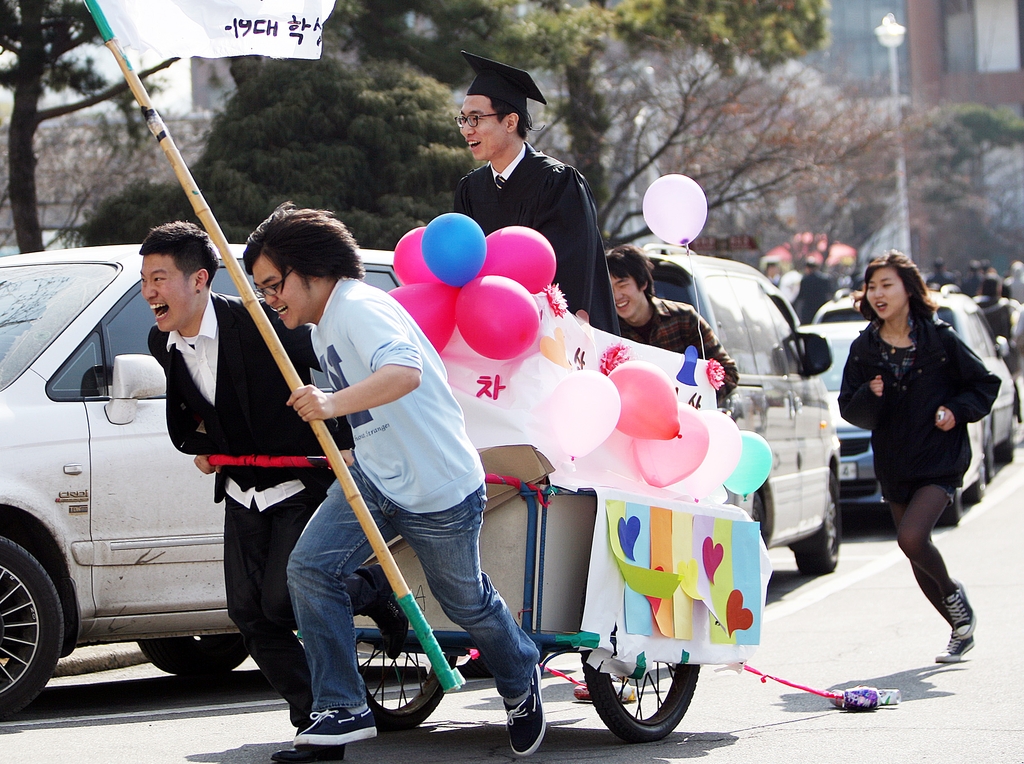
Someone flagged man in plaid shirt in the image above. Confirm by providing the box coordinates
[607,245,738,404]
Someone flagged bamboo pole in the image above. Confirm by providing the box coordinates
[83,0,463,692]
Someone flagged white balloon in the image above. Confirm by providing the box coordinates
[642,174,709,246]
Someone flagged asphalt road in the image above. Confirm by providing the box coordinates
[3,453,1023,763]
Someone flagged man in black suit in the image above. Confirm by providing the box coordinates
[142,222,404,764]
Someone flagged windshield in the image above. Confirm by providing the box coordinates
[820,335,854,391]
[0,263,117,391]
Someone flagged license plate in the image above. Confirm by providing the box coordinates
[839,462,858,480]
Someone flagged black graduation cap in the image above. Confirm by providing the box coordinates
[462,50,547,115]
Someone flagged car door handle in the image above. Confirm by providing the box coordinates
[64,463,84,475]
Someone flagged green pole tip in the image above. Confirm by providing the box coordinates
[83,0,116,42]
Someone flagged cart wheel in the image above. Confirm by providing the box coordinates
[359,646,448,731]
[582,660,699,743]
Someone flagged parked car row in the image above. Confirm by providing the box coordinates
[811,288,1018,526]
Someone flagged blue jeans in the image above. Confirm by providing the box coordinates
[287,464,540,711]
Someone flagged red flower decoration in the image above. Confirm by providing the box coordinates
[706,358,725,391]
[544,284,568,318]
[600,343,633,376]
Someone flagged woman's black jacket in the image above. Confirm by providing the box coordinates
[838,316,1000,492]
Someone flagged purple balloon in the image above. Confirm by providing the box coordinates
[642,174,708,245]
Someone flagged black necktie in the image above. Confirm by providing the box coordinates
[495,174,505,190]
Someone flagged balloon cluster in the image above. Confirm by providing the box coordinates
[391,214,556,360]
[548,362,772,499]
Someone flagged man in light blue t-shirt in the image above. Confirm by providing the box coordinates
[243,204,544,758]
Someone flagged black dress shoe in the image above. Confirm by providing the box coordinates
[271,746,346,763]
[365,594,409,659]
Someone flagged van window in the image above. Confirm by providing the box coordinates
[47,331,106,400]
[764,293,803,376]
[728,276,795,377]
[702,274,757,376]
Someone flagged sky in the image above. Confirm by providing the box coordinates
[0,44,195,118]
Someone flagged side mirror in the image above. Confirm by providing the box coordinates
[105,354,166,425]
[798,331,833,377]
[995,335,1010,360]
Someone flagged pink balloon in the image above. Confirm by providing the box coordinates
[608,361,680,440]
[456,275,541,360]
[390,282,459,352]
[393,227,440,285]
[682,410,743,500]
[632,404,710,487]
[481,227,557,294]
[642,174,708,246]
[547,370,621,458]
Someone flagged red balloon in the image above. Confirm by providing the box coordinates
[393,227,440,285]
[390,282,459,352]
[609,361,680,440]
[481,227,557,294]
[456,276,541,360]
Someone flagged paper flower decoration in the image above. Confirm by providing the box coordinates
[706,358,725,391]
[544,283,568,318]
[600,343,634,376]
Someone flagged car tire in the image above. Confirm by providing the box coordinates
[0,537,64,720]
[994,435,1016,464]
[937,488,965,527]
[137,634,248,676]
[962,440,990,505]
[791,472,841,576]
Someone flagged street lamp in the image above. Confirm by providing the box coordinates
[874,13,912,259]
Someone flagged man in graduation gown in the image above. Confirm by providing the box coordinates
[454,51,619,336]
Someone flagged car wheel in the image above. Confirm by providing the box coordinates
[0,538,64,720]
[748,488,772,546]
[791,472,841,576]
[962,442,989,505]
[993,437,1016,464]
[137,634,248,675]
[937,488,965,527]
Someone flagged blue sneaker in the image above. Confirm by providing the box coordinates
[505,665,545,757]
[294,707,376,747]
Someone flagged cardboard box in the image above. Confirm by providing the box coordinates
[360,445,597,635]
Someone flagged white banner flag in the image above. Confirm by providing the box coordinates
[97,0,337,59]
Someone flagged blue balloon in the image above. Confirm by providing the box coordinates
[421,213,487,287]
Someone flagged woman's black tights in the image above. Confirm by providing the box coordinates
[889,485,957,626]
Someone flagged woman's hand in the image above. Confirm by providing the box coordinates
[869,375,884,397]
[935,406,956,431]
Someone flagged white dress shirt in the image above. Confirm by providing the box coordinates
[167,296,304,511]
[491,143,526,184]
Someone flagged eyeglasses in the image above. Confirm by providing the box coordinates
[455,113,499,128]
[254,270,290,299]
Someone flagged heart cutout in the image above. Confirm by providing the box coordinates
[539,328,571,369]
[618,516,642,562]
[726,589,754,636]
[676,558,701,600]
[702,537,724,584]
[646,566,665,614]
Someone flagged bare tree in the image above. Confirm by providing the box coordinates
[531,46,890,252]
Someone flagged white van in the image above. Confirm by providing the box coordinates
[644,246,841,575]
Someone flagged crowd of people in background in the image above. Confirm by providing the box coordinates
[761,251,1024,396]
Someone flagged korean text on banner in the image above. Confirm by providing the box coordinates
[95,0,337,59]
